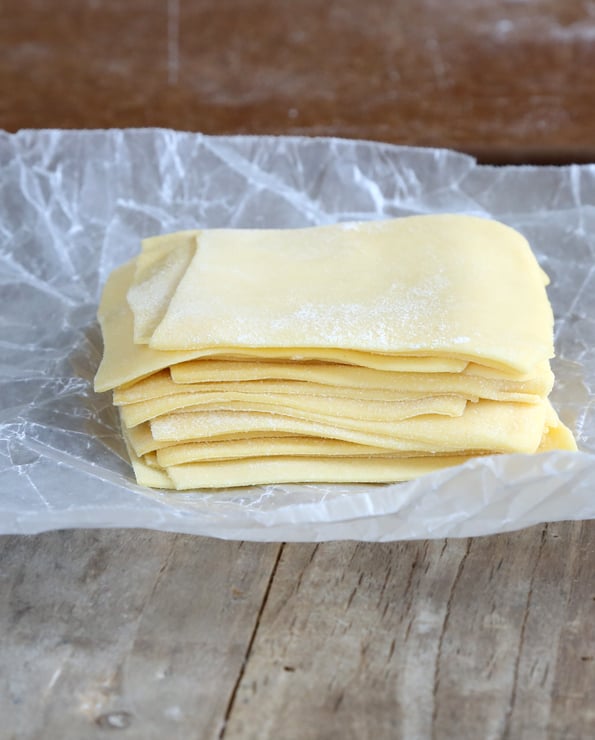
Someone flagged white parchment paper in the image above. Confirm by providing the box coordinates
[0,129,593,541]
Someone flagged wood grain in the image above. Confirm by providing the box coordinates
[2,528,592,738]
[223,523,595,740]
[0,530,280,739]
[2,0,595,162]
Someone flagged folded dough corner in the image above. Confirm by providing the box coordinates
[95,214,576,490]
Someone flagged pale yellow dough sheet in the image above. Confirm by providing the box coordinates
[114,373,459,405]
[145,216,553,374]
[155,436,476,467]
[122,425,471,489]
[165,455,474,489]
[122,428,173,489]
[118,390,467,429]
[171,358,551,385]
[113,367,551,406]
[126,420,294,457]
[127,405,574,461]
[150,400,547,454]
[122,401,573,490]
[95,261,471,393]
[152,402,576,468]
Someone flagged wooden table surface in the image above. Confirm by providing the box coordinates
[1,2,594,738]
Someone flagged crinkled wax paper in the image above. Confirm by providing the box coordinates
[1,129,594,541]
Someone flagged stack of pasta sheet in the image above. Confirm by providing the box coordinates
[94,215,576,490]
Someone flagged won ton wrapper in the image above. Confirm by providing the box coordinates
[0,129,593,541]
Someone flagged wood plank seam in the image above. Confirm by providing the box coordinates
[218,543,285,739]
[431,538,472,740]
[501,524,549,739]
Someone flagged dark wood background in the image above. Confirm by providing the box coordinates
[1,1,594,738]
[3,0,595,162]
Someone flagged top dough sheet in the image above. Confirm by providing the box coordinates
[95,261,471,393]
[144,215,554,374]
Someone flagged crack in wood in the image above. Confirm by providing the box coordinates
[439,540,448,559]
[121,534,179,668]
[387,637,397,663]
[500,525,549,739]
[541,662,550,689]
[293,544,318,595]
[307,544,319,566]
[333,690,345,712]
[403,558,418,600]
[376,565,393,608]
[218,543,284,739]
[431,538,472,739]
[404,616,414,643]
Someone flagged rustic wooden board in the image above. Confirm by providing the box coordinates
[1,526,593,738]
[2,0,595,162]
[223,522,595,740]
[0,530,280,739]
